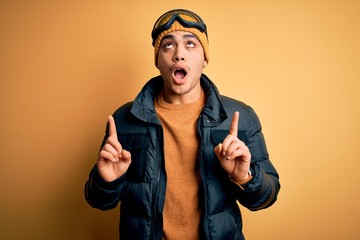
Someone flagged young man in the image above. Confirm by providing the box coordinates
[85,9,280,240]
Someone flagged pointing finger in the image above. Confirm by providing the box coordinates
[229,111,239,137]
[108,115,118,140]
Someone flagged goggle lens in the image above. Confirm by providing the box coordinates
[152,9,207,46]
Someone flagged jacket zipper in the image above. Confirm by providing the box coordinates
[198,114,210,239]
[149,126,166,240]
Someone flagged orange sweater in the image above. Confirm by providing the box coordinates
[155,92,205,240]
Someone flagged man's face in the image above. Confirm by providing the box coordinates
[156,31,208,104]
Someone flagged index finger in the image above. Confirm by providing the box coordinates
[108,115,118,140]
[229,111,239,137]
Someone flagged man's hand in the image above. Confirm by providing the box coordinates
[214,111,251,182]
[97,116,131,182]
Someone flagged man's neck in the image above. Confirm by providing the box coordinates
[161,85,203,105]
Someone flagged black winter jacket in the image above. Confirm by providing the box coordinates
[85,74,280,240]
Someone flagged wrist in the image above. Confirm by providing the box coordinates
[229,169,252,190]
[230,169,252,183]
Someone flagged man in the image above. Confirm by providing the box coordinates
[85,9,280,240]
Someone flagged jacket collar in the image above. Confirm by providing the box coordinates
[130,74,227,126]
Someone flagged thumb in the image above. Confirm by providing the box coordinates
[120,149,132,165]
[214,143,223,157]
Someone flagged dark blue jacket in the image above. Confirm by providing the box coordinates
[85,74,280,240]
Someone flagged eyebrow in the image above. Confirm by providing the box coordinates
[161,33,199,43]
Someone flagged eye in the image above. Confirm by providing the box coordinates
[163,42,174,49]
[187,41,196,48]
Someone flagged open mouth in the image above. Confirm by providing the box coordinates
[173,68,187,80]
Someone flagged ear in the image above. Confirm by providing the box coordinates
[203,60,208,68]
[156,60,160,69]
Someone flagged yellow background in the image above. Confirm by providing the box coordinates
[1,0,359,239]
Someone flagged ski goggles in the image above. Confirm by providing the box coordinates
[151,9,207,46]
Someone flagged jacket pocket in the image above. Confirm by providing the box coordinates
[210,130,249,145]
[119,134,149,182]
[208,206,242,240]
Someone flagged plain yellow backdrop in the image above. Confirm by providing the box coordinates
[1,0,359,239]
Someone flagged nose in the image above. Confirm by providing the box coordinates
[173,56,185,61]
[173,47,185,62]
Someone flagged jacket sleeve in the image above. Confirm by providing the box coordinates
[235,106,280,211]
[84,165,125,210]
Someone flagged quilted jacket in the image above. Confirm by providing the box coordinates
[85,74,280,240]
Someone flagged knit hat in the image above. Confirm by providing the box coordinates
[151,9,209,66]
